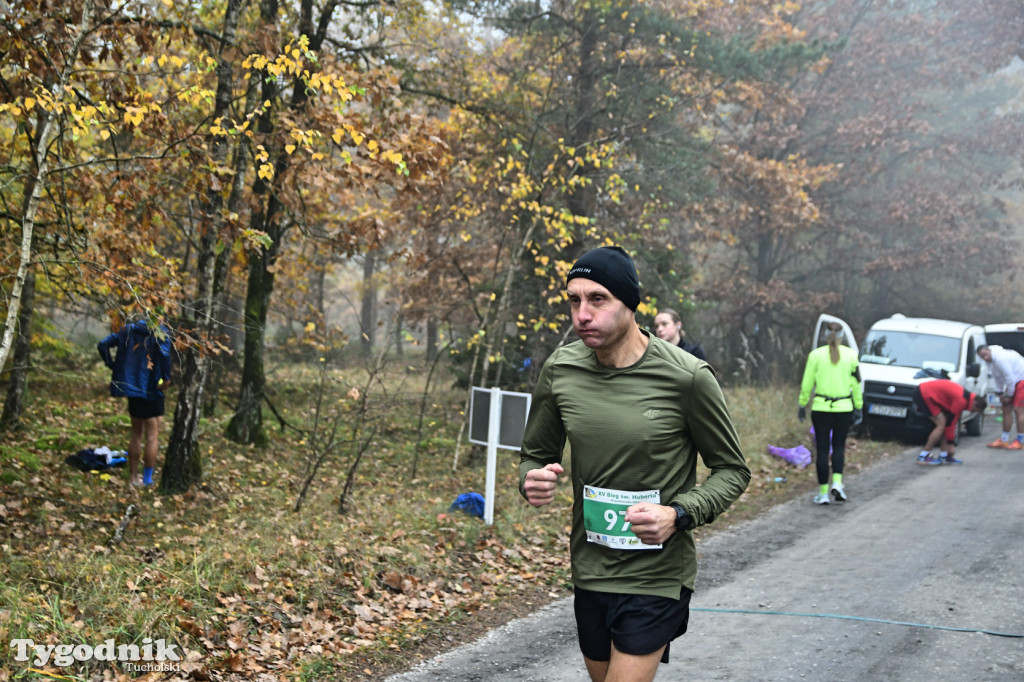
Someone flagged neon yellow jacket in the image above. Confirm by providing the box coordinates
[799,344,863,413]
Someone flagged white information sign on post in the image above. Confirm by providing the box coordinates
[469,386,532,525]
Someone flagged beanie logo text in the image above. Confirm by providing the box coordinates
[565,246,641,311]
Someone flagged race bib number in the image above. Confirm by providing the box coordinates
[582,485,662,550]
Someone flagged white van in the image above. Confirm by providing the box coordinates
[813,314,988,440]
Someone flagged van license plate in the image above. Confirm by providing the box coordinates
[868,404,907,418]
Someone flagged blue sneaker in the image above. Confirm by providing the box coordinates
[916,454,941,466]
[940,454,963,465]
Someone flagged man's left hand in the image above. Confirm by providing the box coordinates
[624,503,677,546]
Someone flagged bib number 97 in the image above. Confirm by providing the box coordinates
[604,508,630,532]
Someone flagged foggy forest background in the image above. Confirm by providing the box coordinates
[2,0,1024,490]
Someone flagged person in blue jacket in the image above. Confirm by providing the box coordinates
[98,318,172,487]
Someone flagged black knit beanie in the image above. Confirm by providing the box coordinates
[565,246,641,311]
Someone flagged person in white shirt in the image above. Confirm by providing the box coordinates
[978,344,1024,450]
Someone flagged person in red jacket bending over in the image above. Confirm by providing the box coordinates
[912,379,987,465]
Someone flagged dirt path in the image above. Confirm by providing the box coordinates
[386,421,1024,682]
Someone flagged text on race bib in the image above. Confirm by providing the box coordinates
[582,485,662,550]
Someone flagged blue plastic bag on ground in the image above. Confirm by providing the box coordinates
[448,492,486,518]
[766,445,812,469]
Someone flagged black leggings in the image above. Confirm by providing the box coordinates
[811,410,853,485]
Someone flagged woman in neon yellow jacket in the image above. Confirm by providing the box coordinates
[798,322,863,505]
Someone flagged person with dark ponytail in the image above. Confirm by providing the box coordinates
[798,322,863,505]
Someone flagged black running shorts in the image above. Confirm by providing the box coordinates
[573,586,692,664]
[128,396,165,419]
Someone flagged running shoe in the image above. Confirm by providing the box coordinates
[1006,440,1023,451]
[940,454,964,465]
[830,481,847,502]
[813,493,831,505]
[987,439,1009,449]
[916,454,941,466]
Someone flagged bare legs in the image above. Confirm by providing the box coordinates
[584,643,664,682]
[924,413,955,456]
[128,415,161,486]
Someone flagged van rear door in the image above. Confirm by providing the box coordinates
[983,323,1024,356]
[813,314,857,350]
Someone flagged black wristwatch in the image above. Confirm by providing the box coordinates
[669,503,691,531]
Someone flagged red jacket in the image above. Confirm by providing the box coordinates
[918,379,974,414]
[918,379,975,441]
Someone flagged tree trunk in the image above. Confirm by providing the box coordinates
[314,256,326,323]
[426,317,438,363]
[394,308,404,358]
[201,246,234,417]
[752,230,775,384]
[223,0,282,448]
[0,269,36,431]
[360,251,377,356]
[565,8,599,222]
[870,225,895,315]
[163,217,222,492]
[0,0,93,372]
[226,0,341,443]
[161,343,205,493]
[225,251,274,447]
[753,308,773,384]
[161,0,246,492]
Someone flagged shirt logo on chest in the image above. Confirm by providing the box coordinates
[643,409,662,420]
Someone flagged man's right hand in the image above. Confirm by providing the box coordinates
[523,463,564,508]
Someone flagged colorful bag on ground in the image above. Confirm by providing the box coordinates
[65,447,127,471]
[766,444,812,469]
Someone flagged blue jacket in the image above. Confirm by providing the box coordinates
[97,320,172,400]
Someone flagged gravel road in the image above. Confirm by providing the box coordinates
[387,421,1024,682]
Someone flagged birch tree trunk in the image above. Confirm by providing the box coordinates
[0,0,94,375]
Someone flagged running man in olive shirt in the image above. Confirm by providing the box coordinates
[520,246,750,682]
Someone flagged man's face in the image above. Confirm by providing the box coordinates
[978,347,992,363]
[567,278,634,350]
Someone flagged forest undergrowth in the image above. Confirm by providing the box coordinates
[0,350,898,681]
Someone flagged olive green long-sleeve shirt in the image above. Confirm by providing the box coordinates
[519,331,750,598]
